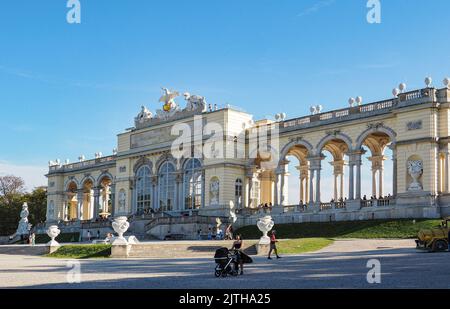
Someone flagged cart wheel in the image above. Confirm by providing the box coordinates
[433,240,447,252]
[221,272,228,277]
[215,270,221,277]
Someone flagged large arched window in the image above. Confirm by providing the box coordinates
[235,179,243,208]
[183,158,203,209]
[136,166,151,214]
[158,162,176,211]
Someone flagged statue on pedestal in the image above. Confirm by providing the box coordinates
[16,203,31,237]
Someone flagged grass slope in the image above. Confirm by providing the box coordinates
[236,219,442,239]
[47,244,111,259]
[277,238,334,254]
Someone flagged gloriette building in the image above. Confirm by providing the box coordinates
[44,82,450,239]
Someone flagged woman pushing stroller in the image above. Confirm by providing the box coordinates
[231,234,244,275]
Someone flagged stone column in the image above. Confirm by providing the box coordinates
[333,174,338,201]
[348,164,354,200]
[371,170,377,197]
[152,176,158,211]
[273,172,279,206]
[201,170,206,209]
[110,184,115,217]
[378,167,384,197]
[305,170,310,203]
[309,169,315,204]
[280,170,286,206]
[175,172,183,211]
[445,152,450,193]
[300,175,304,203]
[355,157,362,200]
[77,190,83,220]
[340,173,344,199]
[387,144,397,197]
[247,176,253,208]
[93,187,100,220]
[315,167,321,203]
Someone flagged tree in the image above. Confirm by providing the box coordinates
[0,175,25,207]
[26,188,47,226]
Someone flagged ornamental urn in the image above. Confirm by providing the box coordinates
[407,160,423,191]
[112,216,130,240]
[46,225,61,246]
[257,216,275,245]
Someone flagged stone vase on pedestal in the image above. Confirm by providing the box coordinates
[256,216,275,255]
[46,225,61,253]
[407,160,423,191]
[111,216,130,245]
[257,216,274,245]
[111,216,132,258]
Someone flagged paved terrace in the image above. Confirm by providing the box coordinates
[1,239,450,289]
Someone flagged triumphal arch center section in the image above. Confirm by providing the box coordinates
[45,83,450,239]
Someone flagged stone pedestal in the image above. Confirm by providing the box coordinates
[309,203,320,213]
[47,242,61,254]
[256,243,270,256]
[346,200,361,211]
[111,244,131,258]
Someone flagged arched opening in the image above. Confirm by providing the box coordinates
[135,165,152,215]
[183,158,203,210]
[359,131,394,206]
[158,162,176,211]
[82,179,94,220]
[284,144,310,206]
[65,181,78,221]
[319,138,350,208]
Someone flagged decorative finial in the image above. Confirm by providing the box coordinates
[355,96,363,105]
[348,97,355,107]
[443,77,450,89]
[399,83,406,93]
[425,76,432,87]
[392,88,400,97]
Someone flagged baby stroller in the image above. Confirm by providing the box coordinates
[214,247,239,277]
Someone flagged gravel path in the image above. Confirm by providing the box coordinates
[0,238,449,289]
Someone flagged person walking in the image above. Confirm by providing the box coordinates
[31,232,35,246]
[87,230,91,242]
[268,230,281,259]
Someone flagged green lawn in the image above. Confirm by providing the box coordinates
[46,244,111,259]
[276,238,334,254]
[236,219,442,239]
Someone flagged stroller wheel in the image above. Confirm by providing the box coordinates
[214,270,221,278]
[221,272,228,277]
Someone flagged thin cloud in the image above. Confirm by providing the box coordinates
[0,161,47,191]
[297,0,335,17]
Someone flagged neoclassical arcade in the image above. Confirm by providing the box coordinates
[45,83,450,235]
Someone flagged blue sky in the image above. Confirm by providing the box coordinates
[0,0,449,192]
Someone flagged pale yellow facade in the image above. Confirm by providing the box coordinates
[45,86,450,234]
